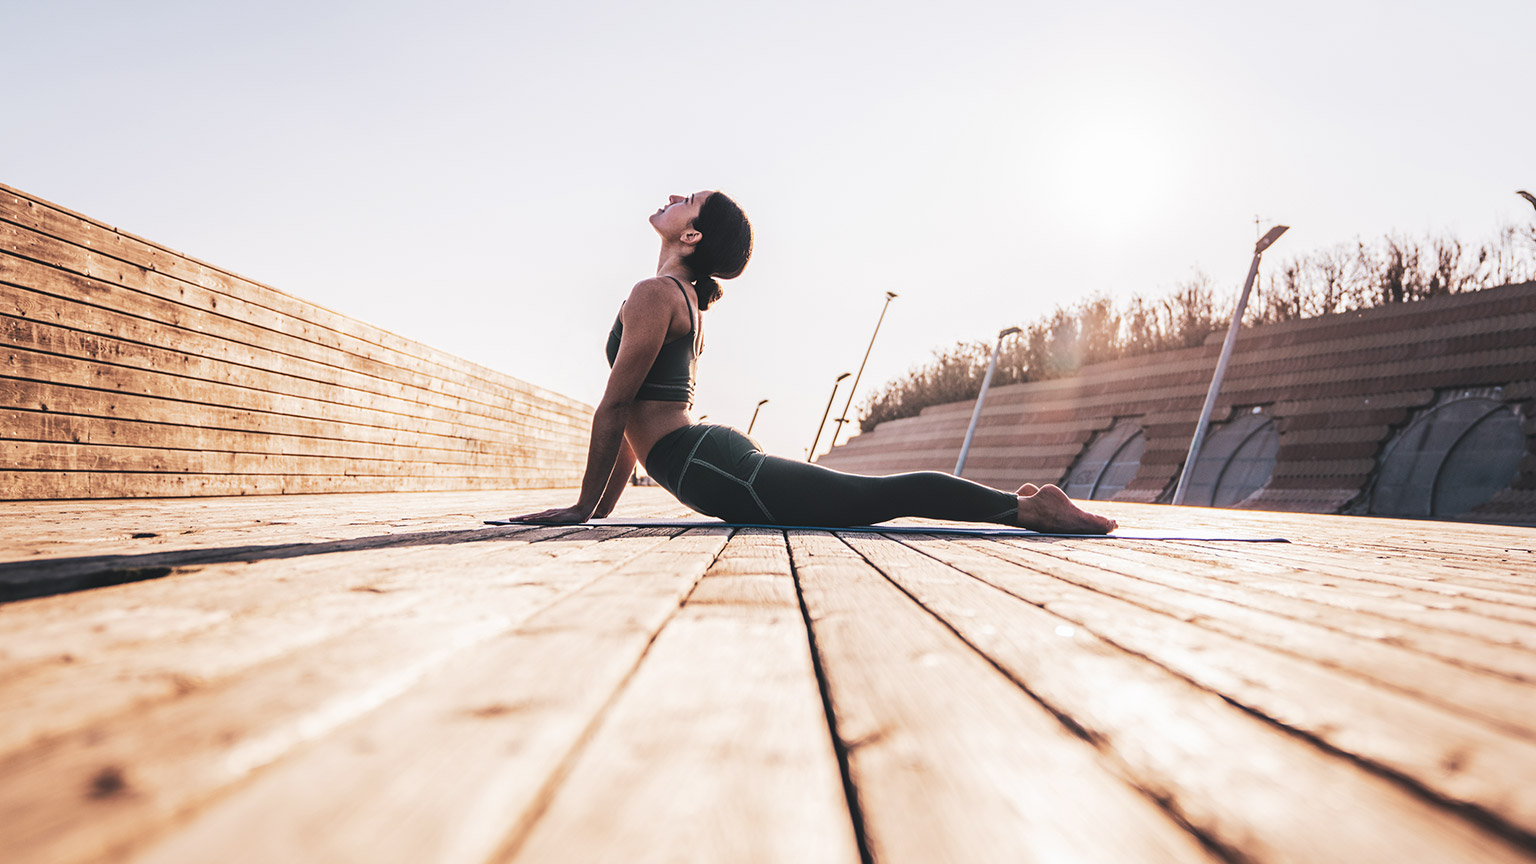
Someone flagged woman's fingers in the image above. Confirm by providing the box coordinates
[506,508,560,522]
[505,505,589,524]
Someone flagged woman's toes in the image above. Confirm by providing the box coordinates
[1016,482,1040,496]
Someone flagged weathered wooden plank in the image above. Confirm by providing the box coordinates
[0,486,644,603]
[112,529,727,864]
[0,485,680,571]
[0,522,574,674]
[1196,520,1536,570]
[0,524,629,757]
[1343,551,1536,593]
[0,380,588,457]
[1335,521,1536,551]
[4,440,553,480]
[506,530,859,864]
[952,535,1536,839]
[0,278,589,429]
[0,408,583,471]
[1016,541,1536,735]
[0,300,586,438]
[848,532,1535,863]
[3,341,565,448]
[0,527,692,864]
[0,270,591,430]
[0,201,574,410]
[788,530,1221,863]
[1068,541,1536,678]
[1149,539,1536,632]
[0,471,580,502]
[1096,508,1536,592]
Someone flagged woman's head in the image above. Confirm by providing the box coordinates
[667,191,752,310]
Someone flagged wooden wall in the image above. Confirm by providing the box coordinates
[0,182,593,500]
[819,281,1536,523]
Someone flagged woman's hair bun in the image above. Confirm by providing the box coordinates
[683,192,752,310]
[696,275,722,310]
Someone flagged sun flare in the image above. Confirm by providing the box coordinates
[1024,76,1198,237]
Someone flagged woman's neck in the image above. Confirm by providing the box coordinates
[655,246,694,282]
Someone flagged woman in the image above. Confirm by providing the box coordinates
[509,190,1116,533]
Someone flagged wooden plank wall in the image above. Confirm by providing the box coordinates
[0,182,593,500]
[819,281,1536,522]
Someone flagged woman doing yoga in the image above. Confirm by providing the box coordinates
[507,191,1116,534]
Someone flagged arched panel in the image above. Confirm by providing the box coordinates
[1372,394,1525,518]
[1179,410,1279,508]
[1063,420,1146,501]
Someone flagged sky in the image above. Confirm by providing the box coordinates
[6,0,1534,461]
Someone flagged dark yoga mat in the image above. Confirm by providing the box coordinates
[482,518,1288,541]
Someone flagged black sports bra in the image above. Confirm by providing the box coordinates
[604,275,699,403]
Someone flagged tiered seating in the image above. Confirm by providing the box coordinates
[820,282,1536,522]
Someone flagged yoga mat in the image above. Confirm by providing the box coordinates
[482,518,1287,541]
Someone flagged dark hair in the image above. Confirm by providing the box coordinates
[682,192,752,310]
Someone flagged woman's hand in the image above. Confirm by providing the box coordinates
[504,505,592,524]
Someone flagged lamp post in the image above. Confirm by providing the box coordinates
[1172,224,1290,505]
[828,291,898,451]
[746,399,769,435]
[954,325,1021,476]
[1254,214,1269,298]
[808,373,851,461]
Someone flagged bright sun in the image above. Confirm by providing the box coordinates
[1026,78,1194,238]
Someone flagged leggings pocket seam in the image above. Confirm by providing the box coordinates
[672,427,714,494]
[689,459,775,523]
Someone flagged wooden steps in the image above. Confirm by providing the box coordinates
[1,182,593,499]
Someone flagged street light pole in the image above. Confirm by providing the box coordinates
[746,399,769,435]
[954,326,1021,476]
[1172,224,1289,505]
[828,291,898,451]
[808,373,851,461]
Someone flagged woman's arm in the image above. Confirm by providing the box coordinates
[507,279,677,523]
[592,437,638,518]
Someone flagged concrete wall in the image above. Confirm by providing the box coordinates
[1,182,592,499]
[819,281,1536,524]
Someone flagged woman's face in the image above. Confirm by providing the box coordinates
[650,190,713,237]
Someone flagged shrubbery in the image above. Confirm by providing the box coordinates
[858,224,1536,432]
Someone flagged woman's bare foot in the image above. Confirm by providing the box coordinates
[1013,484,1117,534]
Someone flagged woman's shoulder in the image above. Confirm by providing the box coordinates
[626,275,689,306]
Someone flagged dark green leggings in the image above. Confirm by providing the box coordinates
[645,424,1019,527]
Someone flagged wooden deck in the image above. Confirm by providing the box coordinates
[2,488,1534,863]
